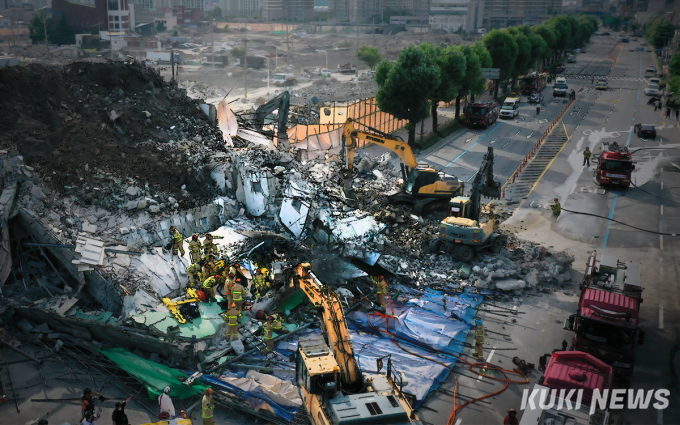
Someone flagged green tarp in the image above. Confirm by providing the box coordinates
[97,347,208,400]
[276,287,307,313]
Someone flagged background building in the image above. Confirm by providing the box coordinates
[221,0,259,17]
[484,0,561,29]
[263,0,314,20]
[429,0,483,33]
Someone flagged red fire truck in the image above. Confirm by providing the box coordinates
[564,252,645,377]
[519,351,613,425]
[464,101,499,128]
[520,72,547,95]
[594,141,635,188]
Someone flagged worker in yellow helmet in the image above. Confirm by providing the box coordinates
[370,275,388,311]
[224,303,241,342]
[188,235,202,263]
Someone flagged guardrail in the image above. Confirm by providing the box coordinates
[501,95,577,199]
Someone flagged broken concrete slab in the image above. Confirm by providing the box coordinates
[495,279,527,291]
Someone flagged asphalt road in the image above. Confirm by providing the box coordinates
[415,35,680,425]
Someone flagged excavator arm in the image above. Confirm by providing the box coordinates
[341,118,418,179]
[467,147,502,221]
[291,263,362,388]
[253,90,290,138]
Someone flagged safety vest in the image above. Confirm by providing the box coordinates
[232,284,243,301]
[202,395,214,419]
[263,323,274,340]
[203,241,216,254]
[253,274,266,288]
[272,318,283,331]
[226,311,240,325]
[171,230,183,243]
[203,262,216,276]
[189,240,202,254]
[375,279,387,295]
[203,277,216,289]
[187,263,201,276]
[475,325,485,343]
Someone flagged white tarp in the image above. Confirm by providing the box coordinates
[216,98,238,147]
[130,249,185,297]
[122,289,158,318]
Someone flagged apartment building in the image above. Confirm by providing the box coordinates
[330,0,429,23]
[484,0,561,28]
[262,0,314,21]
[429,0,483,33]
[221,0,259,17]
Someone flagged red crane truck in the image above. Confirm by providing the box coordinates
[519,351,613,425]
[594,141,635,188]
[520,72,547,95]
[564,252,645,378]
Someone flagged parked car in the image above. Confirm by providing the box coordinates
[644,83,660,96]
[320,68,332,77]
[505,91,521,102]
[621,38,630,43]
[596,79,608,90]
[567,55,576,63]
[634,123,656,139]
[632,37,638,41]
[648,78,661,85]
[499,99,520,118]
[528,92,544,104]
[553,77,568,97]
[574,48,581,53]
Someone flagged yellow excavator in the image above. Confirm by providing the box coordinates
[341,118,464,213]
[290,263,422,425]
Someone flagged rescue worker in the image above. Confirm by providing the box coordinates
[202,255,217,278]
[551,198,561,216]
[263,316,275,353]
[81,388,96,421]
[186,262,203,288]
[371,275,388,311]
[169,226,185,257]
[474,319,485,359]
[272,312,286,334]
[504,408,519,425]
[202,234,218,258]
[535,105,540,116]
[225,303,241,341]
[188,235,202,263]
[202,275,220,303]
[231,279,245,311]
[253,268,269,298]
[158,386,175,419]
[201,388,216,425]
[583,146,592,167]
[222,267,237,304]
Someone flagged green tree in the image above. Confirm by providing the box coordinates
[521,25,547,70]
[533,23,558,65]
[230,46,245,57]
[50,16,74,45]
[382,7,403,24]
[29,12,49,44]
[156,22,167,33]
[357,45,382,69]
[484,29,518,98]
[419,43,466,133]
[644,17,674,49]
[670,53,680,77]
[210,6,222,19]
[375,45,441,147]
[456,45,486,119]
[506,27,532,85]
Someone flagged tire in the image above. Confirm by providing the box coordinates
[456,245,474,262]
[490,237,503,253]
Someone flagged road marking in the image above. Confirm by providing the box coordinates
[478,348,496,382]
[661,205,663,215]
[602,194,619,251]
[661,182,664,190]
[465,136,476,143]
[515,130,522,136]
[490,136,499,145]
[445,123,504,167]
[455,419,462,425]
[501,141,511,149]
[659,306,664,329]
[637,89,640,101]
[660,235,663,250]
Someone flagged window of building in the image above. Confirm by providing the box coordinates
[115,23,120,28]
[122,15,128,20]
[114,15,119,21]
[109,15,114,20]
[109,23,114,28]
[122,23,128,28]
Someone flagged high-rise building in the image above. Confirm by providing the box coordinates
[484,0,561,29]
[221,0,259,17]
[330,0,429,23]
[263,0,314,20]
[429,0,484,33]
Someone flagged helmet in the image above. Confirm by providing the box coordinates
[554,198,559,202]
[475,319,483,326]
[192,235,198,240]
[261,268,269,274]
[215,275,221,279]
[508,408,517,415]
[230,303,236,308]
[206,388,214,395]
[164,386,171,394]
[205,234,213,239]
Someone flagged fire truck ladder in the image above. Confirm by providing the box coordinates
[503,124,569,201]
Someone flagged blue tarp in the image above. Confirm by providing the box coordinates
[407,288,484,324]
[197,372,300,423]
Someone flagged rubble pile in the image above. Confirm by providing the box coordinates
[0,61,226,211]
[292,79,378,104]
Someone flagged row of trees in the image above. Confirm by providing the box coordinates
[643,16,675,49]
[375,14,599,146]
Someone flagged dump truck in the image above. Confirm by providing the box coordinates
[337,62,357,74]
[437,147,503,262]
[594,141,634,188]
[290,263,422,425]
[519,351,613,425]
[147,51,180,64]
[564,252,645,378]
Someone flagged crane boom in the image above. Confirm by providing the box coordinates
[291,263,362,387]
[467,147,502,221]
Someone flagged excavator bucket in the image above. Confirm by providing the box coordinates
[481,181,502,200]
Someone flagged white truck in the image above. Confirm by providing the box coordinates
[273,73,297,87]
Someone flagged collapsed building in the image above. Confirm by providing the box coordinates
[0,60,575,424]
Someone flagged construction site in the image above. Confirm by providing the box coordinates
[0,22,676,425]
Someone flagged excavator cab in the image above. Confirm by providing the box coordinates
[405,166,463,198]
[448,196,471,218]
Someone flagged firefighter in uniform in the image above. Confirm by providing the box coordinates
[272,312,286,334]
[371,275,388,311]
[169,226,185,256]
[231,279,245,311]
[188,235,202,263]
[202,275,220,303]
[225,303,241,341]
[551,198,561,216]
[202,234,218,258]
[222,267,237,304]
[202,255,217,278]
[263,317,275,353]
[474,319,485,359]
[253,268,270,298]
[202,388,215,425]
[186,262,203,288]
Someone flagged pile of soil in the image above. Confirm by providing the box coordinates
[0,61,226,210]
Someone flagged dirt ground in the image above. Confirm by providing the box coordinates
[0,61,225,211]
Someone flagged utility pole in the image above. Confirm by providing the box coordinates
[43,15,48,57]
[171,48,175,82]
[356,21,359,57]
[244,36,248,98]
[210,18,214,69]
[286,18,290,64]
